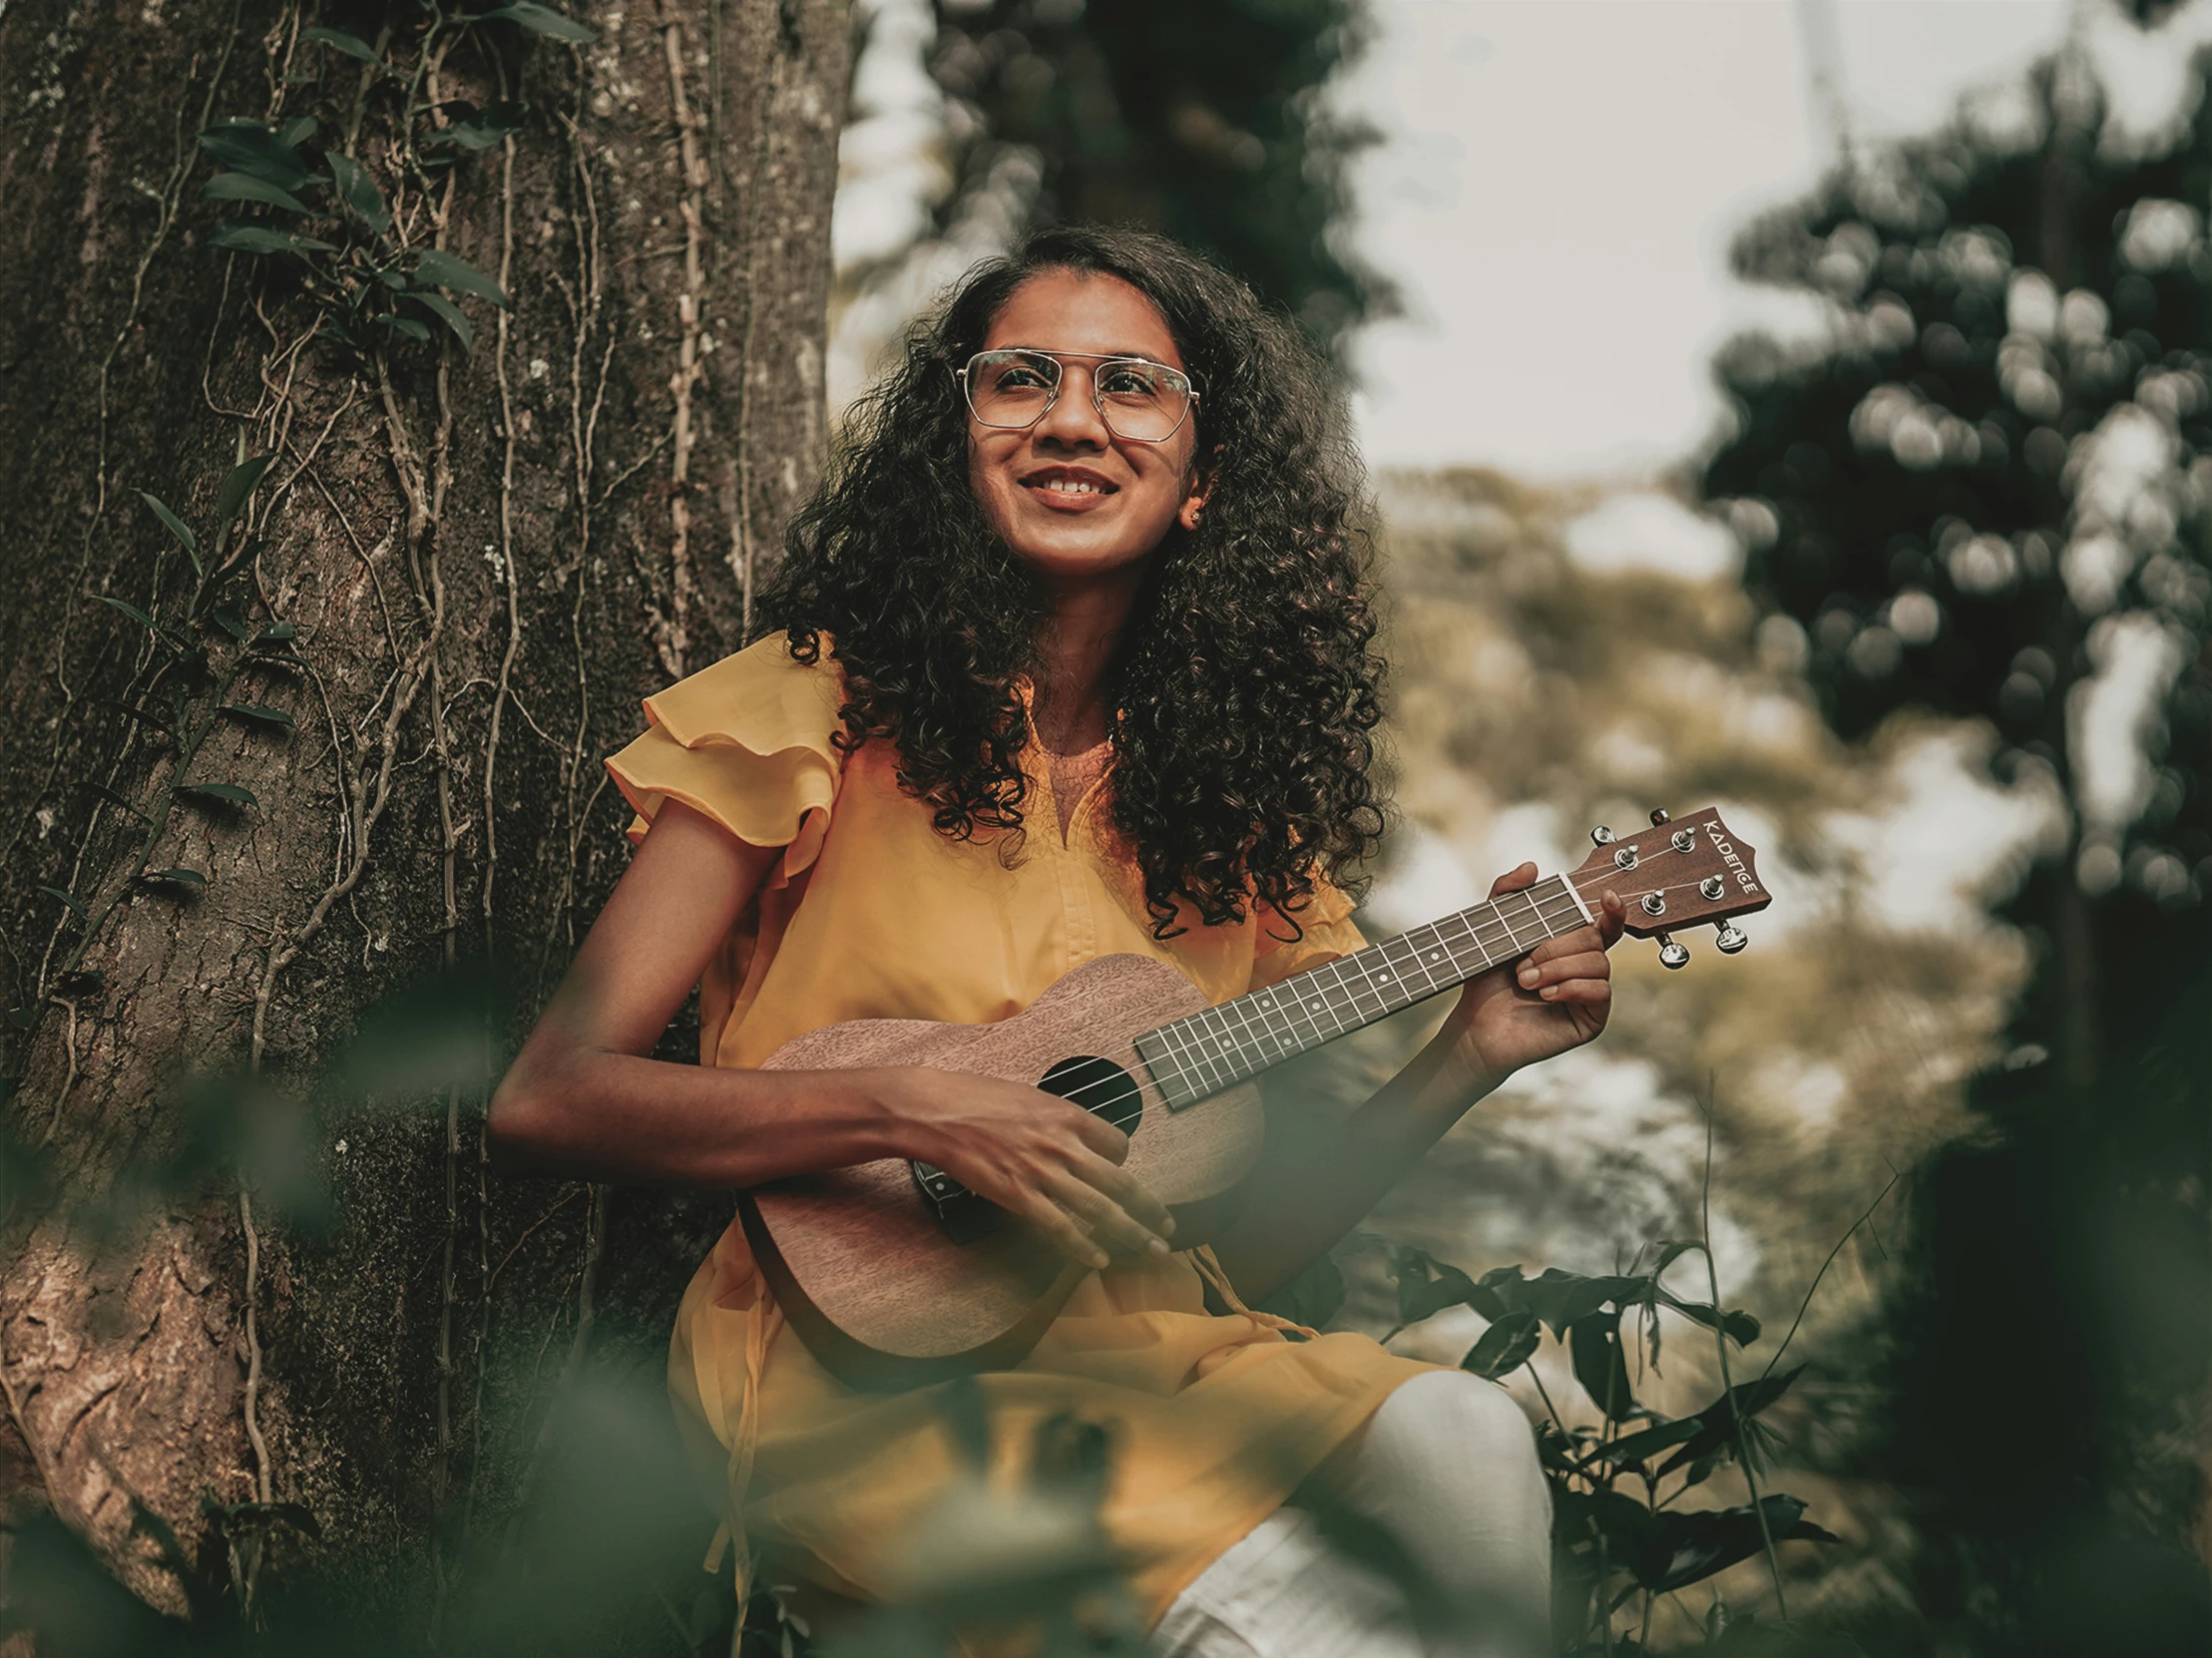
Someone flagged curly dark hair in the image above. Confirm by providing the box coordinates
[758,224,1386,938]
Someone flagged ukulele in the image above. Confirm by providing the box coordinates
[740,806,1772,1390]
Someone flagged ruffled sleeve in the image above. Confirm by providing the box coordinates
[604,635,847,889]
[1250,874,1367,990]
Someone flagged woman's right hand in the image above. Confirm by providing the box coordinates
[863,1064,1175,1270]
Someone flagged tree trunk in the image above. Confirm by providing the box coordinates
[0,0,847,1625]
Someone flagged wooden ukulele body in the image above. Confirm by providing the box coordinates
[739,953,1262,1392]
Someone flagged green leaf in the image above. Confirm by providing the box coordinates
[1587,1414,1703,1467]
[300,25,381,64]
[138,868,209,896]
[326,152,391,235]
[201,171,313,214]
[38,886,88,918]
[135,491,202,577]
[1678,1449,1724,1489]
[1650,1239,1704,1278]
[1662,1296,1762,1349]
[1467,1263,1524,1321]
[1642,1495,1828,1593]
[179,782,258,809]
[373,312,433,343]
[220,703,297,733]
[79,780,151,821]
[276,116,318,151]
[218,455,276,526]
[199,120,309,192]
[1651,1366,1806,1478]
[1583,1488,1673,1589]
[210,607,253,643]
[95,595,163,633]
[252,621,299,646]
[479,2,598,43]
[1520,1268,1647,1336]
[208,222,336,257]
[1388,1245,1480,1328]
[1461,1307,1542,1380]
[97,697,175,733]
[1568,1309,1640,1420]
[411,247,509,308]
[409,290,475,353]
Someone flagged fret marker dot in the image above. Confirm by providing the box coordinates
[1378,973,1391,982]
[1309,1001,1322,1011]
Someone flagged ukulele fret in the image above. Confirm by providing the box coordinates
[1136,875,1591,1111]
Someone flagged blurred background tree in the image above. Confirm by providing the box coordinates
[1701,27,2212,1654]
[921,0,1387,353]
[828,0,1386,399]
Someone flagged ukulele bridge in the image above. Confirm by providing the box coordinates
[910,1159,1001,1243]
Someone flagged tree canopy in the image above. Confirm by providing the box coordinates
[1699,33,2212,1654]
[918,0,1387,356]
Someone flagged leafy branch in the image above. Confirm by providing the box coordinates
[194,5,596,361]
[1376,1215,1866,1653]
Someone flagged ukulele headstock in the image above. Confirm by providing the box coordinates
[1570,806,1772,968]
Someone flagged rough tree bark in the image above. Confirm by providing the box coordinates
[0,0,846,1626]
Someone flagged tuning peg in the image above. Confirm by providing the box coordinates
[1649,808,1670,826]
[1590,825,1615,846]
[1655,932,1690,970]
[1715,924,1748,955]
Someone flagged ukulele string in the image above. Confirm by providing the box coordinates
[1067,882,1594,1115]
[1020,845,1738,1119]
[1011,853,1723,1120]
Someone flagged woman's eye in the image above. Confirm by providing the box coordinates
[1102,367,1163,398]
[994,365,1052,391]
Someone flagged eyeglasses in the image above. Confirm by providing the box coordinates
[954,348,1199,443]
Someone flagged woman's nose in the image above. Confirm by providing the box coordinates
[1033,363,1108,448]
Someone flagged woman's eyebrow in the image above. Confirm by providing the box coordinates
[1001,344,1175,364]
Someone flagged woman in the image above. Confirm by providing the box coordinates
[488,224,1622,1657]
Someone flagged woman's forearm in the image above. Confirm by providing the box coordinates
[1204,1008,1500,1302]
[488,1041,907,1189]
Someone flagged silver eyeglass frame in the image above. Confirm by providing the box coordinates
[953,348,1201,443]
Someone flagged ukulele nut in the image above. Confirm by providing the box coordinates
[1641,892,1666,916]
[1700,876,1725,900]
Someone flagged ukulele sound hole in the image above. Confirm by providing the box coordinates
[1038,1054,1143,1137]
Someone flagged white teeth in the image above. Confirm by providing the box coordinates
[1039,478,1102,494]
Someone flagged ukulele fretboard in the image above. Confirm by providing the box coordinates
[1132,875,1591,1110]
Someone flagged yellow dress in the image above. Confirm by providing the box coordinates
[605,635,1433,1626]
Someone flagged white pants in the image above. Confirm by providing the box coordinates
[1152,1371,1552,1658]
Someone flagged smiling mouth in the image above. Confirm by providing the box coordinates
[1023,474,1117,497]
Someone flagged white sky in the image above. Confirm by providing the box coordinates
[1340,0,2205,477]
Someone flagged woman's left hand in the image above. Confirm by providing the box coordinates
[1442,862,1625,1087]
